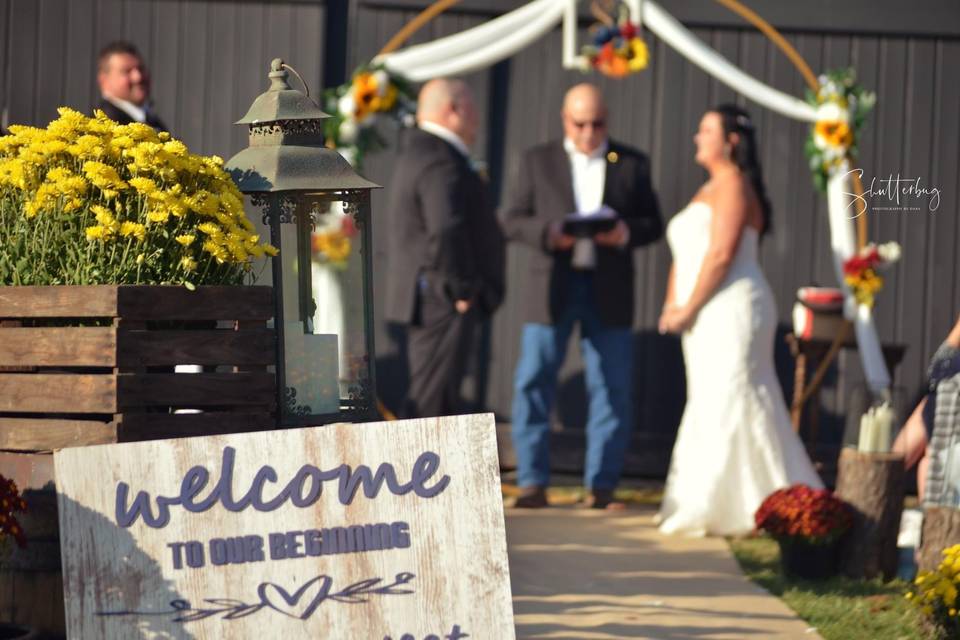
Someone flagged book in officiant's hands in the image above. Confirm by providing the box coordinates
[561,204,619,237]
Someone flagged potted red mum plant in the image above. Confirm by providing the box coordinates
[755,484,853,580]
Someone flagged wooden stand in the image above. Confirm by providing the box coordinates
[786,333,906,448]
[917,507,960,573]
[835,449,906,580]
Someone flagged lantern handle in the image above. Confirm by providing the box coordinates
[281,62,311,98]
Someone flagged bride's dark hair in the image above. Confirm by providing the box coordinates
[712,104,772,235]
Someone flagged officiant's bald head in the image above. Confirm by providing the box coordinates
[417,78,479,146]
[562,83,608,155]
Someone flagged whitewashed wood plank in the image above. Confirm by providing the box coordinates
[55,414,514,639]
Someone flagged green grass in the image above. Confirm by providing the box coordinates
[729,536,931,640]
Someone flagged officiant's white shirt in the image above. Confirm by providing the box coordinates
[564,137,608,269]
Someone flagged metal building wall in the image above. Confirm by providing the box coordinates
[2,0,958,474]
[1,0,327,161]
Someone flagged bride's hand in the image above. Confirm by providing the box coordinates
[659,305,697,334]
[657,305,673,334]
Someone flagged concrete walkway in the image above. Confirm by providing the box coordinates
[505,506,823,640]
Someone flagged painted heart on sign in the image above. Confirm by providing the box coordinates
[257,576,333,620]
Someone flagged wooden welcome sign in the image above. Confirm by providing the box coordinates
[54,414,515,639]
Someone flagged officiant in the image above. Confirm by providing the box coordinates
[500,83,662,509]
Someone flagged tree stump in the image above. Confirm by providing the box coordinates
[918,507,960,573]
[835,449,906,580]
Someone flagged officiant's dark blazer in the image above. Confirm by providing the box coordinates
[95,99,169,133]
[500,139,663,327]
[384,127,505,324]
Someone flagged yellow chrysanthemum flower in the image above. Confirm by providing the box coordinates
[197,222,222,237]
[146,208,170,223]
[128,176,158,195]
[85,225,110,240]
[120,221,146,241]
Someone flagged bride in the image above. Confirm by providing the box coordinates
[656,104,823,537]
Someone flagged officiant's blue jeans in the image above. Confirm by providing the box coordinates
[511,272,634,490]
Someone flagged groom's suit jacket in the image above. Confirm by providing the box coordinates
[385,126,505,324]
[499,139,663,327]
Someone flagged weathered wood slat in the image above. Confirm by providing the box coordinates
[0,285,274,320]
[116,373,275,408]
[117,412,275,441]
[117,286,274,320]
[0,569,64,634]
[0,327,116,367]
[0,285,119,317]
[0,373,116,413]
[117,329,276,367]
[0,417,117,450]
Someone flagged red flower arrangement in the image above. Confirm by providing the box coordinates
[754,484,852,545]
[0,474,28,549]
[579,2,649,78]
[842,241,901,308]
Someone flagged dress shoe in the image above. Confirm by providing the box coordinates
[512,486,548,509]
[581,488,626,511]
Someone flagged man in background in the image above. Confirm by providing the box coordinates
[501,83,663,509]
[96,40,168,132]
[384,78,505,418]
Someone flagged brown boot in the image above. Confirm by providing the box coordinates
[512,486,548,509]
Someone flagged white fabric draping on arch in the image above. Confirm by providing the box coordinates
[376,0,889,394]
[828,165,892,392]
[373,0,566,81]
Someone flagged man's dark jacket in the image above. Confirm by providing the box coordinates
[499,139,663,327]
[96,99,169,133]
[385,127,505,323]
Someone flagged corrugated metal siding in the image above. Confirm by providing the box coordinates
[350,1,960,462]
[3,0,326,161]
[2,0,957,471]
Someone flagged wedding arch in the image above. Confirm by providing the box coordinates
[332,0,894,399]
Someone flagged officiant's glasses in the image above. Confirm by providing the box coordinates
[571,118,606,130]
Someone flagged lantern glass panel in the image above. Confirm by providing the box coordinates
[248,191,373,424]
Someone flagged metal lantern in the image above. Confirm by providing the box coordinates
[226,58,380,426]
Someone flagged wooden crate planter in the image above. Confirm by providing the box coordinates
[0,285,277,452]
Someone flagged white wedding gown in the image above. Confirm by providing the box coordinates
[657,201,823,537]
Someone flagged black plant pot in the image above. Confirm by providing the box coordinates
[778,538,840,580]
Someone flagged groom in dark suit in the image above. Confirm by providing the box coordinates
[385,79,505,418]
[501,83,662,508]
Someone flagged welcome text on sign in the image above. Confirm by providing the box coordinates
[115,446,451,529]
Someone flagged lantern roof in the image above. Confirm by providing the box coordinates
[227,145,380,192]
[235,58,330,125]
[226,58,380,194]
